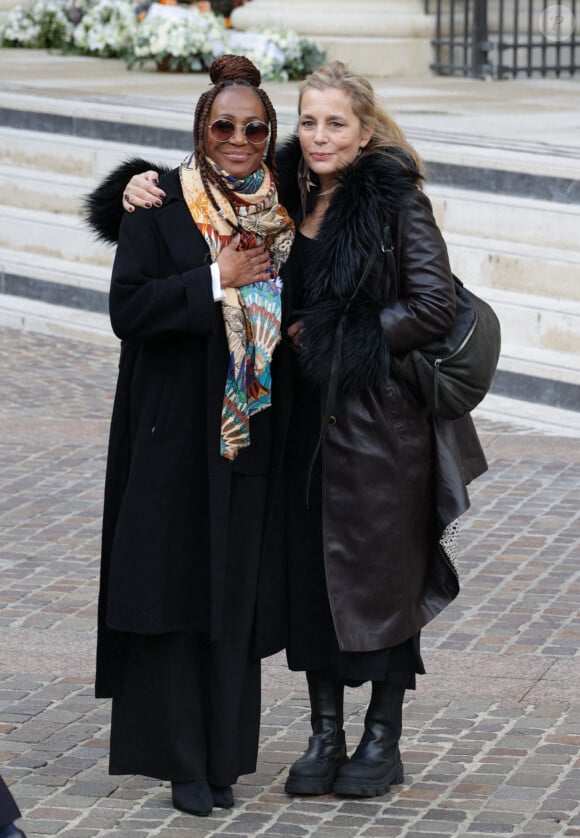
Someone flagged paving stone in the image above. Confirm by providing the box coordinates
[0,94,579,834]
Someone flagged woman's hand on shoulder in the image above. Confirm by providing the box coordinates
[217,234,273,288]
[122,170,165,213]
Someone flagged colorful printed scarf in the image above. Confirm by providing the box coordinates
[180,153,295,461]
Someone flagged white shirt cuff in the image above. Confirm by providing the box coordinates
[210,263,225,301]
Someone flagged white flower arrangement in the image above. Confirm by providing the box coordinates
[254,27,326,81]
[127,4,225,72]
[1,0,77,48]
[73,0,138,57]
[220,27,325,81]
[0,0,326,80]
[232,27,325,82]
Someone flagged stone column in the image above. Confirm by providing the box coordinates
[231,0,435,76]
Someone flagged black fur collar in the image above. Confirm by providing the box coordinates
[277,134,420,291]
[84,157,171,245]
[276,136,421,393]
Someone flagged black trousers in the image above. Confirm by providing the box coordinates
[0,775,20,828]
[109,474,267,785]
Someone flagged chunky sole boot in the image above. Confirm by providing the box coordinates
[285,671,347,795]
[332,745,404,797]
[333,681,406,798]
[285,730,347,795]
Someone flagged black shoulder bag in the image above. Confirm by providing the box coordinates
[385,224,502,419]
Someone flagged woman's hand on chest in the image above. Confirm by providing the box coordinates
[217,233,273,288]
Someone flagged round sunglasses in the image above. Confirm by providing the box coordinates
[209,118,270,145]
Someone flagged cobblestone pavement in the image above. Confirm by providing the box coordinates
[1,326,579,838]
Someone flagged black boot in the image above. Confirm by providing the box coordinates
[171,780,213,816]
[332,681,405,798]
[285,671,347,795]
[211,784,234,809]
[0,827,27,838]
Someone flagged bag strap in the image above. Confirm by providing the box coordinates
[381,223,397,300]
[304,252,376,503]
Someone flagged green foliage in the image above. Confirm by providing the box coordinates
[286,38,327,81]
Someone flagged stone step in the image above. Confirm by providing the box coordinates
[409,131,580,200]
[474,392,580,437]
[0,126,178,182]
[481,286,580,359]
[315,36,432,78]
[0,293,114,346]
[0,204,113,265]
[445,231,580,303]
[427,185,580,253]
[230,0,433,77]
[499,342,580,386]
[1,164,88,214]
[0,246,110,312]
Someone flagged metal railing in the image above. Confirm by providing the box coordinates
[426,0,578,78]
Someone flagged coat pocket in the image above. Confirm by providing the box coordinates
[383,379,428,436]
[149,378,169,444]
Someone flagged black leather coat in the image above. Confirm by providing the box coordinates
[278,137,487,652]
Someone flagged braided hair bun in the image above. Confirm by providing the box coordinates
[209,54,261,87]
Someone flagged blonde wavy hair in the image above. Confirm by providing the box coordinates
[298,61,424,179]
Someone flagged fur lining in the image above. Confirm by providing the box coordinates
[277,139,421,393]
[276,134,308,217]
[83,158,170,245]
[298,298,390,394]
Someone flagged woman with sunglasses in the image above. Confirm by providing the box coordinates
[87,54,294,817]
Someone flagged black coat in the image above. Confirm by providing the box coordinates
[92,167,292,697]
[277,137,488,652]
[0,775,20,827]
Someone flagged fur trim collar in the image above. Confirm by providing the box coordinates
[84,158,171,245]
[276,137,421,393]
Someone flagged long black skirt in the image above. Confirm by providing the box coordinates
[108,474,267,785]
[286,433,424,689]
